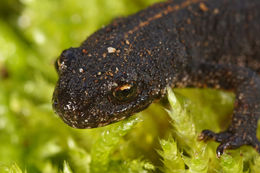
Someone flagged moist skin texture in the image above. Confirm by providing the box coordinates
[53,0,260,156]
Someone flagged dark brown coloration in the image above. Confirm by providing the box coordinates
[53,0,260,156]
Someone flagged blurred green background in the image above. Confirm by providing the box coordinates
[0,0,260,173]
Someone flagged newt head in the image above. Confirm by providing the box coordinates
[52,33,164,129]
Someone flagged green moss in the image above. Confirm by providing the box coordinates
[0,0,259,172]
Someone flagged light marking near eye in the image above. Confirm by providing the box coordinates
[112,83,137,102]
[117,84,132,91]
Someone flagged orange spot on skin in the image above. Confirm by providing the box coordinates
[82,49,88,54]
[106,71,114,77]
[199,2,209,12]
[125,0,203,38]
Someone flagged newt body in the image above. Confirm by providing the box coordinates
[53,0,260,156]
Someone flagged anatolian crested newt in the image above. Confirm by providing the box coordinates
[52,0,260,156]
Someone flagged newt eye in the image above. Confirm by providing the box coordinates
[112,83,137,102]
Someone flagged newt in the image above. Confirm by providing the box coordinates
[52,0,260,156]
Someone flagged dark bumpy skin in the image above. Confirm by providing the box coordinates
[53,0,260,156]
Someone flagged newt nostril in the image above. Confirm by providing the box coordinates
[56,48,78,71]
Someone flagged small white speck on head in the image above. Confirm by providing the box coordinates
[107,82,118,90]
[65,104,71,110]
[79,68,84,73]
[60,62,67,70]
[107,47,116,53]
[112,82,118,87]
[97,72,101,75]
[64,101,77,111]
[115,67,119,73]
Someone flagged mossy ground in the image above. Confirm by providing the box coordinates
[0,0,259,172]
